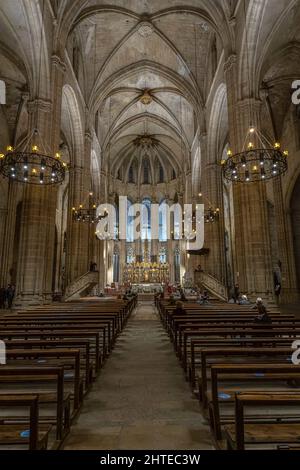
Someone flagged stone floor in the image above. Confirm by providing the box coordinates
[63,302,214,450]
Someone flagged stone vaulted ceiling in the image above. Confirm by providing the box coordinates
[67,1,225,174]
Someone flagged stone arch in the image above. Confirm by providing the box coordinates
[61,84,84,166]
[192,146,201,197]
[207,83,228,163]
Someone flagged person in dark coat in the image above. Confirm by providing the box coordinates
[172,301,187,316]
[6,284,15,309]
[233,284,240,304]
[0,287,6,309]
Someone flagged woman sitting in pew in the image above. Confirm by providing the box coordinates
[197,290,210,305]
[172,301,187,316]
[253,298,272,324]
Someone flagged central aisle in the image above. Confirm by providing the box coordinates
[64,302,214,450]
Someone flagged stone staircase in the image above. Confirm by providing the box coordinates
[64,271,99,302]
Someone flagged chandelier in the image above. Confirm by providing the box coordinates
[0,130,66,185]
[222,0,288,184]
[0,1,66,186]
[72,193,108,224]
[222,127,288,183]
[204,207,220,223]
[197,193,220,224]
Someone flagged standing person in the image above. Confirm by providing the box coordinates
[6,284,15,309]
[233,284,240,304]
[274,282,281,304]
[0,287,6,309]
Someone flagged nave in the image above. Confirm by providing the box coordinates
[64,302,213,450]
[1,295,300,451]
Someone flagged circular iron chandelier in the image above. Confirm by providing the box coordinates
[196,193,220,224]
[0,142,66,185]
[72,193,108,224]
[0,1,67,186]
[72,206,108,224]
[204,207,220,223]
[221,128,288,183]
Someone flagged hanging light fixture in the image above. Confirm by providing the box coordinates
[197,192,220,224]
[72,192,108,224]
[222,128,288,183]
[0,136,66,185]
[222,0,288,184]
[0,0,66,186]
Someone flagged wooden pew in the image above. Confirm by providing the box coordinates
[188,338,295,388]
[0,395,51,450]
[5,349,83,413]
[196,347,294,407]
[224,392,300,450]
[208,364,300,441]
[0,367,69,444]
[181,327,300,370]
[0,330,102,371]
[5,339,93,388]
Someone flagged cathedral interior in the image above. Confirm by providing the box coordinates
[1,0,300,454]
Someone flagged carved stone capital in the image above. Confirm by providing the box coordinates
[85,131,93,143]
[224,54,237,73]
[52,54,66,73]
[27,98,52,114]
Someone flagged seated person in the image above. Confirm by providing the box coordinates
[172,301,187,316]
[253,298,272,324]
[168,295,176,305]
[239,294,251,305]
[179,288,187,302]
[196,291,203,304]
[201,290,210,305]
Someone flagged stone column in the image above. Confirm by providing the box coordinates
[14,54,66,306]
[15,99,54,305]
[225,55,273,298]
[66,132,92,285]
[273,178,299,302]
[201,129,226,283]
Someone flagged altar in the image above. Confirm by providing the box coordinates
[123,261,169,284]
[131,283,163,301]
[131,283,163,294]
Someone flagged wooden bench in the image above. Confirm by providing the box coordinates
[0,367,69,444]
[208,364,300,441]
[196,347,294,407]
[0,395,52,450]
[5,349,83,413]
[224,392,300,450]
